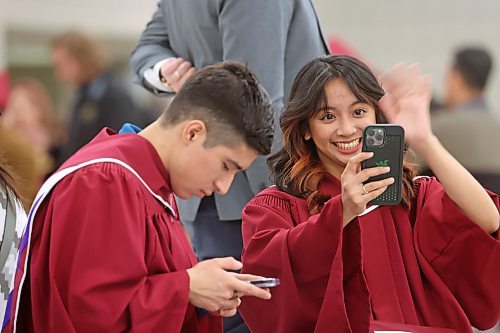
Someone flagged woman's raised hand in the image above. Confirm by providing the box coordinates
[378,63,433,150]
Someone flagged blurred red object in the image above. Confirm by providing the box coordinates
[0,71,10,110]
[328,36,376,73]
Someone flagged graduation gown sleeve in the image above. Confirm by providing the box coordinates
[23,163,194,332]
[240,190,370,333]
[413,177,500,330]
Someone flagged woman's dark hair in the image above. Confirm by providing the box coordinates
[268,55,418,214]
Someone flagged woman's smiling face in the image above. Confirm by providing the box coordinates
[305,78,377,177]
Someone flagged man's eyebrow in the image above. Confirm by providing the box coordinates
[227,159,243,171]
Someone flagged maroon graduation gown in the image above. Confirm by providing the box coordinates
[240,173,499,333]
[14,128,222,332]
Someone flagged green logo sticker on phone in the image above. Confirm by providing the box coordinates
[375,160,389,167]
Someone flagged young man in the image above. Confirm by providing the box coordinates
[3,62,273,332]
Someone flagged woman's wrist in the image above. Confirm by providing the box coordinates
[411,134,439,157]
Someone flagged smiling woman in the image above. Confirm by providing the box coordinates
[239,55,500,333]
[270,55,417,214]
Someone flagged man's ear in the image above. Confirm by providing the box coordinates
[182,120,207,145]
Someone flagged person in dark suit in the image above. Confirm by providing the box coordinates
[52,31,143,166]
[130,2,328,331]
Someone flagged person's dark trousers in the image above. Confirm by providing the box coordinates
[223,312,250,333]
[185,195,249,333]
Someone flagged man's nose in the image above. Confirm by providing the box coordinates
[214,173,235,195]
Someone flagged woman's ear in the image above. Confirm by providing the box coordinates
[304,129,311,141]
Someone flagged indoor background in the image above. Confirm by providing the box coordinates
[1,0,499,119]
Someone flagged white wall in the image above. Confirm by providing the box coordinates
[0,0,156,36]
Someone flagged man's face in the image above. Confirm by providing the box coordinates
[443,68,461,109]
[170,137,259,200]
[52,47,82,86]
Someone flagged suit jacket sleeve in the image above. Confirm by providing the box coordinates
[39,164,191,332]
[240,193,369,332]
[129,1,177,92]
[413,177,500,330]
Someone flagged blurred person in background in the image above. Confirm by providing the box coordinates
[2,78,55,153]
[52,31,142,166]
[130,3,328,331]
[442,46,492,112]
[429,46,500,196]
[0,78,56,209]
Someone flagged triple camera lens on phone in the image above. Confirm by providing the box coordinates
[365,127,385,147]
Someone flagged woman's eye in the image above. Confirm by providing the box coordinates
[353,109,366,116]
[320,113,335,121]
[223,163,229,171]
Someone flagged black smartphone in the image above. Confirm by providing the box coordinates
[248,278,280,288]
[361,124,404,205]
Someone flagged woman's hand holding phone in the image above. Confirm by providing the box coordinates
[341,152,394,226]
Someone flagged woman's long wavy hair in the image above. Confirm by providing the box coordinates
[269,55,418,214]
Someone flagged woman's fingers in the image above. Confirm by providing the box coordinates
[362,177,395,195]
[361,185,389,203]
[343,152,374,177]
[356,166,391,184]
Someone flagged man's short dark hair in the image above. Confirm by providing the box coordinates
[453,47,493,91]
[161,61,274,155]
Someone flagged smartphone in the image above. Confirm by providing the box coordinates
[248,278,280,288]
[361,124,404,205]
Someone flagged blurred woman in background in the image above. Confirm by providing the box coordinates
[0,78,56,209]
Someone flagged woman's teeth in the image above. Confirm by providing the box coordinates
[334,138,360,150]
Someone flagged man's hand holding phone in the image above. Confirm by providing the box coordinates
[186,257,274,317]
